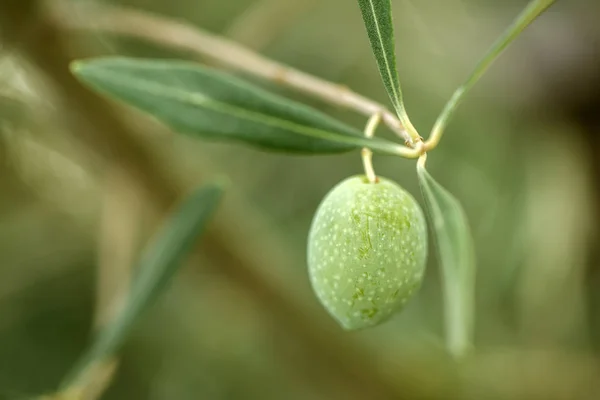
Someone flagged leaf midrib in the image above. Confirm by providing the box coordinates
[81,66,405,155]
[365,0,401,112]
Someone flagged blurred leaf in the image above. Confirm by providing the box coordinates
[71,57,408,155]
[59,181,225,390]
[417,163,475,359]
[428,0,556,147]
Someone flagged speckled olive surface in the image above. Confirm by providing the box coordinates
[307,175,428,330]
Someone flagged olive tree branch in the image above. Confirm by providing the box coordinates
[47,0,417,152]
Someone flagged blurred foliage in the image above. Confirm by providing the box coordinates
[0,0,599,399]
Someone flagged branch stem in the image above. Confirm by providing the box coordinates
[48,0,415,148]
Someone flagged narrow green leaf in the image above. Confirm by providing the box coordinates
[417,163,475,359]
[356,0,417,138]
[428,0,556,148]
[356,0,401,113]
[71,57,407,156]
[60,181,225,389]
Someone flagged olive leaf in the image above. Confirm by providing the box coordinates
[428,0,556,147]
[71,57,408,155]
[356,0,409,122]
[417,164,475,359]
[60,181,225,390]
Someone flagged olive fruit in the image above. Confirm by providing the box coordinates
[307,175,427,330]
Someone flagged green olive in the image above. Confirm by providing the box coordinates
[307,175,428,330]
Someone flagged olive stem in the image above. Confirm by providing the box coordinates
[362,113,382,183]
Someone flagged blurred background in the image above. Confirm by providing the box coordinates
[1,0,600,399]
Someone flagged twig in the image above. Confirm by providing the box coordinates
[47,0,415,147]
[224,0,318,50]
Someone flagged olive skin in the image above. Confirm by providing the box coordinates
[307,175,427,330]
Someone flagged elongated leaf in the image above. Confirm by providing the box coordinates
[428,0,556,148]
[417,164,475,359]
[356,0,414,131]
[60,181,225,389]
[71,57,407,155]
